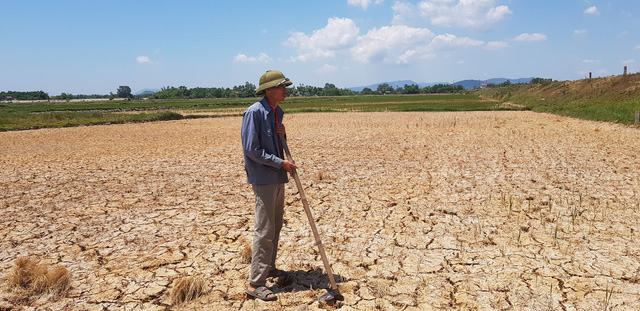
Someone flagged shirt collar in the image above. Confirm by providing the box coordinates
[260,97,281,115]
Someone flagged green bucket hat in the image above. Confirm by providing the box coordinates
[256,70,293,95]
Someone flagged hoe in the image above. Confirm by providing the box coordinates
[278,133,344,303]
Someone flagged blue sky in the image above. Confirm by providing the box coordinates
[1,0,639,95]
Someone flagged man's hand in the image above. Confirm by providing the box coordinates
[281,160,298,175]
[276,123,286,135]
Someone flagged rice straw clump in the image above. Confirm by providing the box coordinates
[170,276,207,305]
[8,257,71,298]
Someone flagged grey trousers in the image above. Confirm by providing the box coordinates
[248,183,285,287]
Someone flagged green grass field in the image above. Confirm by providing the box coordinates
[0,94,518,131]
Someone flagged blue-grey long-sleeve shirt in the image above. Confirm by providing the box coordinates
[241,98,289,185]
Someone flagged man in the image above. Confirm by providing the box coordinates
[241,70,297,301]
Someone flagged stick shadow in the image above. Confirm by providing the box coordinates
[270,268,345,295]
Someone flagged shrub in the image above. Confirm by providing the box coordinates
[155,111,184,121]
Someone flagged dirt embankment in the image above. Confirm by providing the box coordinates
[480,73,640,108]
[1,111,639,310]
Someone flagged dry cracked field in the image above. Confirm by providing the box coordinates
[1,111,639,310]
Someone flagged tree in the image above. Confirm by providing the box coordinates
[376,83,394,95]
[322,83,339,96]
[498,80,512,87]
[117,86,132,98]
[59,93,72,101]
[403,84,420,94]
[422,84,464,94]
[360,87,374,95]
[233,82,257,98]
[530,77,553,85]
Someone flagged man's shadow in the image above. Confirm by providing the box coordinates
[269,268,344,295]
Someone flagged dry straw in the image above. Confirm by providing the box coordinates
[241,241,252,264]
[8,257,71,298]
[169,276,206,306]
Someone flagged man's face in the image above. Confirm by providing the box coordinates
[265,85,287,103]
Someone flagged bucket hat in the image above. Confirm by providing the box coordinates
[256,70,293,95]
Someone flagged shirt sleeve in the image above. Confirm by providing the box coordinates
[241,109,284,169]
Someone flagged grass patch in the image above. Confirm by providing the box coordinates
[0,110,187,131]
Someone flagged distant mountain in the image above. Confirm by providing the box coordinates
[134,88,160,95]
[452,80,484,90]
[488,77,535,85]
[349,77,535,92]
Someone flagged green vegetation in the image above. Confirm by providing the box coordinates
[0,110,189,131]
[149,81,465,99]
[3,74,638,131]
[1,91,49,101]
[0,94,515,131]
[3,79,468,102]
[117,86,133,99]
[478,73,640,125]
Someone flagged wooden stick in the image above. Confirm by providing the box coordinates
[278,133,340,295]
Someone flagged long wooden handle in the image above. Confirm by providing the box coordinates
[278,134,339,292]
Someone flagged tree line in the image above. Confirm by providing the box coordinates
[148,82,466,99]
[480,78,555,89]
[2,78,553,101]
[0,90,50,100]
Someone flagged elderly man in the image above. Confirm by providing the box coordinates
[241,70,297,301]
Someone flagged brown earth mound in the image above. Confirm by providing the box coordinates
[1,111,639,310]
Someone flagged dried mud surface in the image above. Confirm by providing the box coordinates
[1,111,639,310]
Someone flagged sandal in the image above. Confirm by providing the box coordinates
[245,286,277,301]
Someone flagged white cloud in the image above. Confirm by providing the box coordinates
[431,33,484,49]
[234,53,272,63]
[316,64,339,74]
[136,56,152,64]
[350,25,436,63]
[622,59,636,65]
[287,15,488,65]
[393,0,512,29]
[513,33,547,42]
[285,17,360,61]
[635,44,640,50]
[582,59,601,64]
[574,29,587,35]
[486,41,509,50]
[348,0,383,10]
[391,2,419,26]
[584,6,599,15]
[456,60,466,64]
[397,50,419,64]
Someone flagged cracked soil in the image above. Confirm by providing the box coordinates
[1,111,639,310]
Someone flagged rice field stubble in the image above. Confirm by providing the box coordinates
[1,111,639,310]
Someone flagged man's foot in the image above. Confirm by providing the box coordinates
[245,285,277,301]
